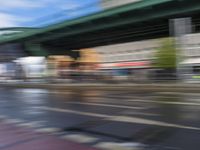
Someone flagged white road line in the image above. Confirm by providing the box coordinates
[62,134,98,143]
[94,142,141,150]
[65,101,144,110]
[40,106,110,118]
[17,122,38,128]
[121,111,160,116]
[127,99,200,106]
[108,116,200,131]
[17,121,45,128]
[4,119,24,124]
[0,115,7,119]
[35,127,60,133]
[39,106,200,131]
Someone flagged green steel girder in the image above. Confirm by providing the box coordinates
[30,0,174,33]
[32,0,200,43]
[46,22,169,47]
[24,42,48,56]
[0,0,199,47]
[0,0,175,44]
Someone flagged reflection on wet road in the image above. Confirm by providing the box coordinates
[0,88,200,150]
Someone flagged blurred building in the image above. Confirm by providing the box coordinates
[93,39,159,81]
[94,39,159,70]
[77,48,101,72]
[181,33,200,80]
[92,33,200,81]
[47,55,74,79]
[16,57,46,79]
[100,0,142,9]
[0,43,25,62]
[78,49,101,64]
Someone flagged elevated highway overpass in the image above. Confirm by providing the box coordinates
[0,0,200,56]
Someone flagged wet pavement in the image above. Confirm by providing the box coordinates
[0,121,97,150]
[0,87,200,150]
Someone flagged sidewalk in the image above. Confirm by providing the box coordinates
[0,121,98,150]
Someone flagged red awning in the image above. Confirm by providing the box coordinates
[99,61,150,69]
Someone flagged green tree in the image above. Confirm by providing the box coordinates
[154,38,177,69]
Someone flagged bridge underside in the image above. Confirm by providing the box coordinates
[1,0,200,56]
[39,0,200,51]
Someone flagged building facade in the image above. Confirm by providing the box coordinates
[94,39,159,69]
[181,33,200,80]
[92,33,200,81]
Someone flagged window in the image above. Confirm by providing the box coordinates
[193,66,200,74]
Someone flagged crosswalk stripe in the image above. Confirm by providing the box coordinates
[0,115,7,119]
[35,127,60,133]
[94,142,142,150]
[62,134,98,143]
[4,119,24,124]
[17,121,45,128]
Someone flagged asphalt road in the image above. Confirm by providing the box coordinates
[0,87,200,150]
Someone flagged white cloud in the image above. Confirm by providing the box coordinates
[0,0,94,27]
[0,0,46,27]
[0,12,30,28]
[60,1,81,10]
[0,0,45,9]
[0,13,19,28]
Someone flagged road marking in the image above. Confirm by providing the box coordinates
[40,106,200,131]
[94,142,143,150]
[17,122,38,128]
[62,134,98,143]
[0,115,7,119]
[35,127,60,133]
[65,101,144,110]
[127,99,200,106]
[156,92,200,96]
[40,106,111,118]
[17,121,45,128]
[18,89,49,94]
[108,116,200,131]
[4,119,24,124]
[121,111,160,116]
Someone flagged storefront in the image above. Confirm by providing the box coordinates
[77,49,101,81]
[47,55,74,79]
[16,57,46,79]
[181,58,200,82]
[98,61,151,81]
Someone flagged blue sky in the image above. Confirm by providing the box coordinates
[0,0,101,28]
